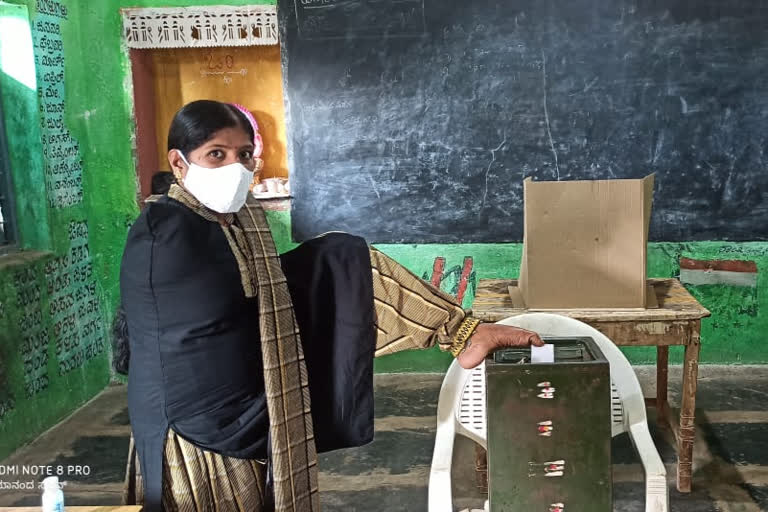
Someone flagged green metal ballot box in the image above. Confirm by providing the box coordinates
[485,337,612,512]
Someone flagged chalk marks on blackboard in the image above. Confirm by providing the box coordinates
[650,130,665,166]
[483,134,507,208]
[541,52,560,181]
[282,0,768,241]
[294,0,426,40]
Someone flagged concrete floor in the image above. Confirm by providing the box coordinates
[1,367,768,511]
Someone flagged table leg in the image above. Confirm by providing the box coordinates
[677,329,701,493]
[657,346,669,426]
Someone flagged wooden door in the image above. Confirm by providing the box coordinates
[130,44,288,200]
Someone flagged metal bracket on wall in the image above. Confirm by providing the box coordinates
[121,6,278,49]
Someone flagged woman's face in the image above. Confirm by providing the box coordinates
[168,127,257,182]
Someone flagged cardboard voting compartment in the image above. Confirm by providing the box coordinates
[517,174,656,310]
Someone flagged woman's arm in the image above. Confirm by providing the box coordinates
[369,248,543,368]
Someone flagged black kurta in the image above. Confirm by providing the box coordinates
[120,197,375,511]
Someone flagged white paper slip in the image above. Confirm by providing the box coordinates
[531,343,554,363]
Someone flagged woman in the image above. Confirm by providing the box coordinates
[120,100,543,512]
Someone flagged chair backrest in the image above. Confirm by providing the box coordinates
[454,313,646,440]
[435,314,667,512]
[457,363,487,445]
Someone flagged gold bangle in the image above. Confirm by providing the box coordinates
[450,317,482,357]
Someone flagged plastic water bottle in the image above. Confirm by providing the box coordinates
[41,476,64,512]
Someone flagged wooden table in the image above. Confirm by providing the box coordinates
[0,508,141,511]
[471,277,711,493]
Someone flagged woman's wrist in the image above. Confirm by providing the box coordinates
[449,317,482,357]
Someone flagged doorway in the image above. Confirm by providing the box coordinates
[123,6,287,202]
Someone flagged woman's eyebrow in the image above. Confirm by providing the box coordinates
[203,143,254,150]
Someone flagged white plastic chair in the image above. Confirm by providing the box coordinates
[429,313,669,512]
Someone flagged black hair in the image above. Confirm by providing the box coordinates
[151,171,175,195]
[167,100,255,156]
[111,302,130,375]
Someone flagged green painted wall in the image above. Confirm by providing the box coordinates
[377,242,768,371]
[0,0,120,461]
[266,212,768,371]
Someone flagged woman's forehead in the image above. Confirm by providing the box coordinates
[200,127,254,148]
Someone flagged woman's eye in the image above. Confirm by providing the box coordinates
[241,151,253,161]
[208,150,224,159]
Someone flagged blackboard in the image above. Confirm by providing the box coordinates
[279,0,768,243]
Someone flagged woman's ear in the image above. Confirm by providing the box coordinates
[253,134,264,158]
[168,149,188,182]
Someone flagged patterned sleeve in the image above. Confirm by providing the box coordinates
[369,247,469,357]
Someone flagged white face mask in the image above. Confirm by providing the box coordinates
[177,152,253,213]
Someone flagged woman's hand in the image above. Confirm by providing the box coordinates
[456,323,545,369]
